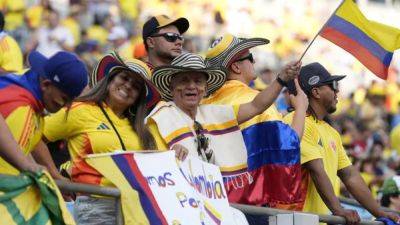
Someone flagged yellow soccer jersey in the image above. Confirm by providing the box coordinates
[390,124,400,155]
[44,102,148,187]
[202,80,282,130]
[0,106,43,175]
[284,113,352,215]
[0,35,23,73]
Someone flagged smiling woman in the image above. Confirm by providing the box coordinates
[39,52,164,225]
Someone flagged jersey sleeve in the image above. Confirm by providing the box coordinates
[43,106,82,142]
[147,118,168,150]
[337,138,352,170]
[4,105,37,153]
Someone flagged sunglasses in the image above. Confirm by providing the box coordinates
[322,80,339,92]
[235,53,255,64]
[194,121,212,161]
[150,32,184,42]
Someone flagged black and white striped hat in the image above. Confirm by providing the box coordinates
[205,34,269,68]
[152,53,227,101]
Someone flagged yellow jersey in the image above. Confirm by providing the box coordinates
[44,102,152,187]
[284,113,352,215]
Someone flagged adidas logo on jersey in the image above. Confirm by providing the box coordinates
[97,123,110,130]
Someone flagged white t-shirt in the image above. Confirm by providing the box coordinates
[36,26,75,57]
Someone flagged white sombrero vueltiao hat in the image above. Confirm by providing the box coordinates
[91,51,161,108]
[152,53,227,101]
[205,34,270,68]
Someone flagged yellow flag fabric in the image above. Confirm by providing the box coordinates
[86,154,151,225]
[0,171,75,225]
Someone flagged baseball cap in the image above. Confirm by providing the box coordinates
[381,176,400,196]
[28,51,88,99]
[299,62,346,93]
[142,15,189,42]
[108,26,128,41]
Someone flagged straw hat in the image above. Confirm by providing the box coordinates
[152,53,227,101]
[205,34,269,68]
[91,51,160,108]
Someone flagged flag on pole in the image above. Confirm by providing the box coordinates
[0,171,76,225]
[320,0,400,80]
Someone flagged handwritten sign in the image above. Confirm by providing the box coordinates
[134,151,239,225]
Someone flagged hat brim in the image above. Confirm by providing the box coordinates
[28,51,48,77]
[321,75,346,84]
[160,17,189,34]
[92,52,161,108]
[152,66,227,101]
[221,38,269,68]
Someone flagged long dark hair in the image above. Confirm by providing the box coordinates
[77,68,157,149]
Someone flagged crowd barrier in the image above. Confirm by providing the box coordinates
[0,174,395,225]
[54,180,391,225]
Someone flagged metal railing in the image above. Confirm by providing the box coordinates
[231,203,384,225]
[0,174,394,225]
[55,180,388,225]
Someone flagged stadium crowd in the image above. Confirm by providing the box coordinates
[1,0,400,224]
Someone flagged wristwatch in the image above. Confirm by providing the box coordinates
[276,76,288,87]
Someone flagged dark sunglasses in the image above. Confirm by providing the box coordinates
[235,53,255,64]
[323,80,339,92]
[194,121,212,160]
[150,32,184,42]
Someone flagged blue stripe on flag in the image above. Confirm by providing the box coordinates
[242,121,300,170]
[327,15,393,66]
[111,154,162,225]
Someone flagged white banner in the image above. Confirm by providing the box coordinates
[134,151,244,225]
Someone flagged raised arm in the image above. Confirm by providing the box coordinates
[237,61,301,124]
[287,79,308,138]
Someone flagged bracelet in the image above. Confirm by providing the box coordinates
[276,76,288,87]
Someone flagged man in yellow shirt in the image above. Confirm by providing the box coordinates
[284,62,399,224]
[0,12,23,74]
[0,50,88,175]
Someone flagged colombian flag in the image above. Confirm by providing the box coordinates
[86,153,168,225]
[0,171,75,225]
[239,121,303,209]
[320,0,400,80]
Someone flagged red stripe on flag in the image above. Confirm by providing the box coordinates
[225,164,304,208]
[123,154,168,225]
[321,27,389,79]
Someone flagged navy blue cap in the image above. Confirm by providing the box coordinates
[299,62,346,93]
[28,51,88,99]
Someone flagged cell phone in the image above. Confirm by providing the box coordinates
[287,79,297,95]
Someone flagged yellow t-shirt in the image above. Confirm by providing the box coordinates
[284,113,352,215]
[202,80,282,130]
[43,102,152,187]
[86,25,109,45]
[0,35,23,73]
[390,124,400,155]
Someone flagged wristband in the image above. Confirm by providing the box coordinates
[276,76,288,87]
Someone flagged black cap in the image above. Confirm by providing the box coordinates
[299,62,346,93]
[142,15,189,42]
